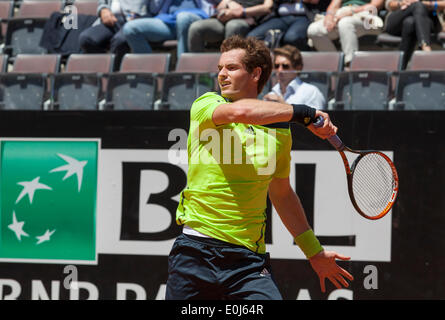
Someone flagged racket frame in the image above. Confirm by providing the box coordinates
[313,116,399,220]
[340,146,399,220]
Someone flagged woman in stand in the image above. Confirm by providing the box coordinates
[384,0,445,69]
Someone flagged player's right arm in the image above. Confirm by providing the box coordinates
[212,99,337,140]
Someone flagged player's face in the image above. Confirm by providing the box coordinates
[217,49,257,101]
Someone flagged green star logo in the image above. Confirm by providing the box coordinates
[0,139,99,263]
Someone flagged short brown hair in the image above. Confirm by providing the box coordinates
[220,35,272,94]
[273,45,303,69]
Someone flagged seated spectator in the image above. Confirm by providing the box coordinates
[79,0,157,70]
[123,0,219,59]
[247,0,330,50]
[384,0,444,69]
[263,45,326,108]
[188,0,274,52]
[307,0,384,67]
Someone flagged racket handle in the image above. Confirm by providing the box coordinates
[312,116,345,151]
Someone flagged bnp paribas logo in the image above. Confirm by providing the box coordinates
[0,139,99,264]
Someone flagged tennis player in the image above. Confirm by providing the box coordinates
[165,35,354,300]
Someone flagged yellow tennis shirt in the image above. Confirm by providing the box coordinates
[176,92,292,253]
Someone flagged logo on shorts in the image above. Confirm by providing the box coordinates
[0,139,99,263]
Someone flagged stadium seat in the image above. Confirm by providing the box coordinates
[3,0,63,56]
[12,53,60,73]
[408,50,445,70]
[0,1,13,41]
[300,51,344,72]
[375,32,401,48]
[70,0,98,16]
[394,51,445,110]
[394,71,445,110]
[299,51,344,101]
[51,53,114,110]
[105,53,171,110]
[333,51,403,110]
[17,1,64,18]
[174,52,220,73]
[0,54,61,110]
[0,53,8,72]
[160,53,220,110]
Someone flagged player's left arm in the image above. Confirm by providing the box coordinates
[268,176,354,292]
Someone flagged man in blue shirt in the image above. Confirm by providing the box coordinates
[264,45,326,109]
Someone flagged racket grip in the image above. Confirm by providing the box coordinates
[312,116,345,151]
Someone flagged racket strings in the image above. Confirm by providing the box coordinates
[352,153,396,217]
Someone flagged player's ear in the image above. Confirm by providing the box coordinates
[251,66,262,82]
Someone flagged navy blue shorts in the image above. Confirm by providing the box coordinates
[165,233,283,300]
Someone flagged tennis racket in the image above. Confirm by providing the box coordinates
[313,117,399,220]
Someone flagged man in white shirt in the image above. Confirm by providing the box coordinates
[264,45,326,109]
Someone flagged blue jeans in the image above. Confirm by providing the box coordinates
[248,15,311,50]
[123,12,203,58]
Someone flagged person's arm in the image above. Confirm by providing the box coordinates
[303,0,321,4]
[386,0,402,11]
[423,0,445,11]
[268,177,354,292]
[324,0,342,31]
[353,0,385,13]
[212,99,337,139]
[218,0,274,21]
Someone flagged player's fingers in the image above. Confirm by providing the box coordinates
[334,253,351,261]
[319,276,326,293]
[338,267,354,281]
[328,276,341,289]
[334,273,350,288]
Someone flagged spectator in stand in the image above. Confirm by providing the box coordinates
[263,45,326,108]
[247,0,330,51]
[188,0,274,52]
[384,0,445,69]
[122,0,219,59]
[307,0,384,68]
[79,0,158,70]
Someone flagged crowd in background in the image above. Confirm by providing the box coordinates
[75,0,445,70]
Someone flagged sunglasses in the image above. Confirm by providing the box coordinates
[274,63,291,70]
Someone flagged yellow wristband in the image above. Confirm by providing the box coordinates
[294,229,323,259]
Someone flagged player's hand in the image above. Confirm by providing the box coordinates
[263,93,285,103]
[306,110,337,139]
[309,250,354,293]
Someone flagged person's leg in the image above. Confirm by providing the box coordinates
[247,16,293,40]
[79,20,118,53]
[224,19,251,38]
[337,13,382,65]
[410,1,433,50]
[306,18,339,52]
[399,16,417,69]
[110,17,131,70]
[221,250,283,300]
[165,234,222,300]
[123,17,175,53]
[188,18,225,52]
[175,12,203,58]
[283,15,311,50]
[384,8,415,36]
